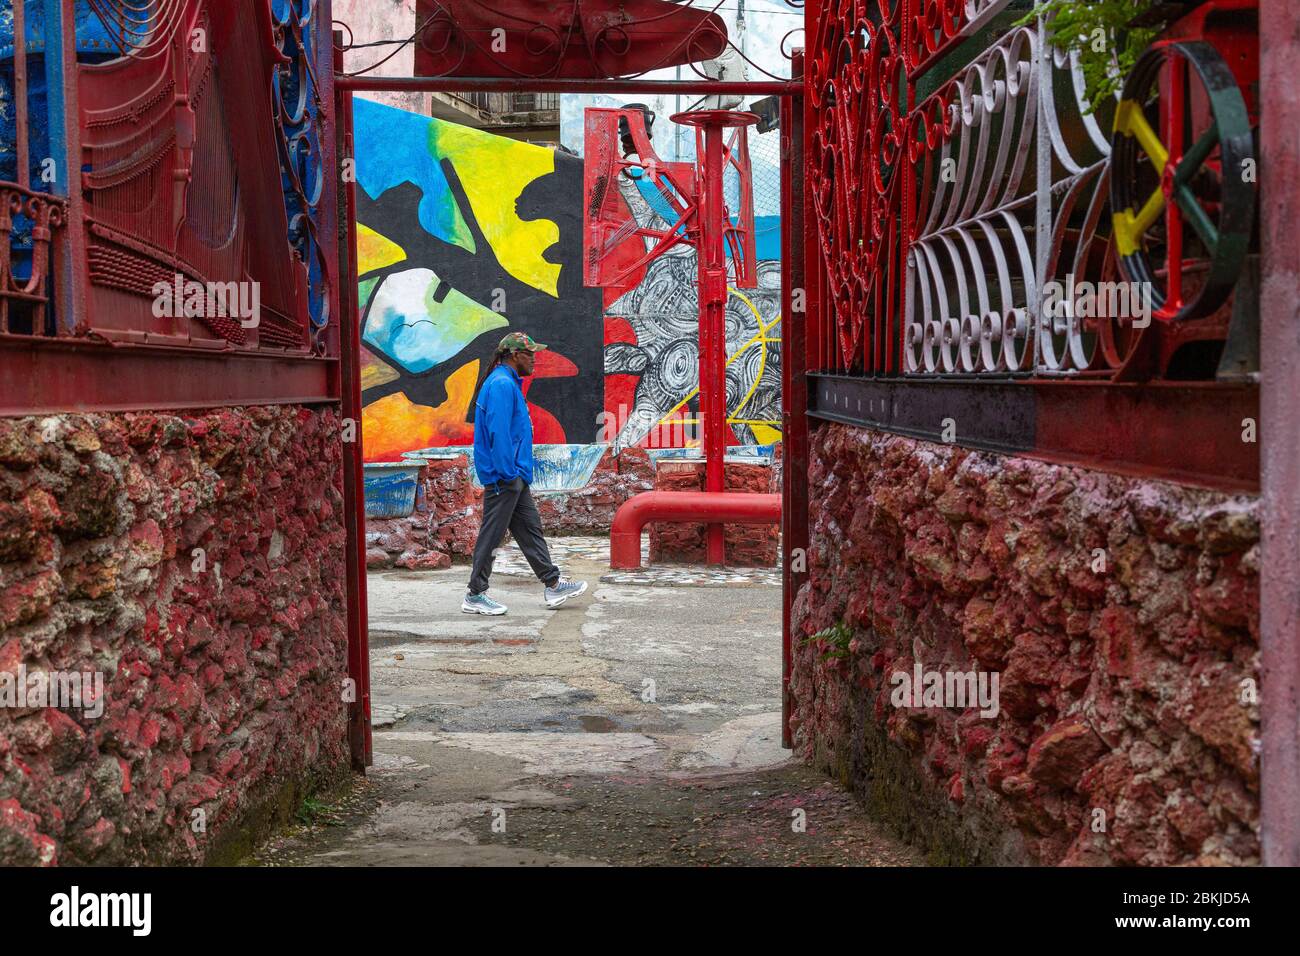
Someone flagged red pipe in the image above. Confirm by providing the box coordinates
[609,490,781,569]
[672,109,759,564]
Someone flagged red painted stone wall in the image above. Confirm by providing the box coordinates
[0,406,350,865]
[648,458,780,567]
[791,423,1259,866]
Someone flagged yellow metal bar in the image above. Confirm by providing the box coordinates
[1113,185,1167,257]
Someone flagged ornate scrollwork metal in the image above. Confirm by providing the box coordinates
[335,0,799,82]
[809,0,1258,381]
[271,0,331,353]
[0,184,66,335]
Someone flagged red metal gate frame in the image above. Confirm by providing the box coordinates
[1259,0,1300,868]
[333,38,373,772]
[799,0,1289,863]
[0,0,342,412]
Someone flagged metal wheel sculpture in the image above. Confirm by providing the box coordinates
[1110,40,1256,322]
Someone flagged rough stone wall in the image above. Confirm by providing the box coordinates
[365,446,654,569]
[649,458,781,567]
[791,423,1259,866]
[0,406,350,865]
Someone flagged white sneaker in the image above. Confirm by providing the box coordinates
[544,578,588,608]
[462,592,507,615]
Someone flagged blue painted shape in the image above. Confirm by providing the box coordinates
[361,266,507,374]
[2,3,102,292]
[630,168,687,235]
[753,215,781,262]
[363,463,422,518]
[1,1,120,187]
[270,0,328,334]
[0,1,117,59]
[352,97,472,248]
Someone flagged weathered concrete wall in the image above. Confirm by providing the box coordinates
[332,0,434,116]
[791,423,1259,866]
[0,406,350,865]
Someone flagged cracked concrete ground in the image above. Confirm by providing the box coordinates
[252,538,920,867]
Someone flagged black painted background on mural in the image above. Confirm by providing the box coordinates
[356,151,604,440]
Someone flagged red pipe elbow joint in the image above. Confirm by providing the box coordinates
[608,490,782,569]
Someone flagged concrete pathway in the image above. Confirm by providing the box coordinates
[252,538,919,866]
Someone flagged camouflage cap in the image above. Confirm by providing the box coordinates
[498,331,547,353]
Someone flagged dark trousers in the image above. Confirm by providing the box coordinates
[468,478,560,594]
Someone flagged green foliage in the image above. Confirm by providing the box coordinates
[803,622,854,662]
[1017,0,1160,114]
[295,795,333,827]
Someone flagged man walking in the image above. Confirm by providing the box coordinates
[462,331,588,615]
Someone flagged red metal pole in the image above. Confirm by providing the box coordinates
[673,109,758,565]
[48,0,86,335]
[14,0,28,191]
[781,50,809,751]
[1260,0,1300,867]
[700,120,727,563]
[335,33,372,771]
[801,0,822,375]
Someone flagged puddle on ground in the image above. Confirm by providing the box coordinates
[577,714,619,733]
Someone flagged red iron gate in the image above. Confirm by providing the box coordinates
[803,0,1260,490]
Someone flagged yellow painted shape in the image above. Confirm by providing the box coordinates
[360,346,400,390]
[356,223,407,274]
[431,123,560,297]
[727,289,782,426]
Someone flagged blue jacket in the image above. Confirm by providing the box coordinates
[473,364,534,487]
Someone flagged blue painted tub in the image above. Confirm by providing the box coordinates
[363,462,423,518]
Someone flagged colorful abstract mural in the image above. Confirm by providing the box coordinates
[354,99,604,462]
[354,99,782,464]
